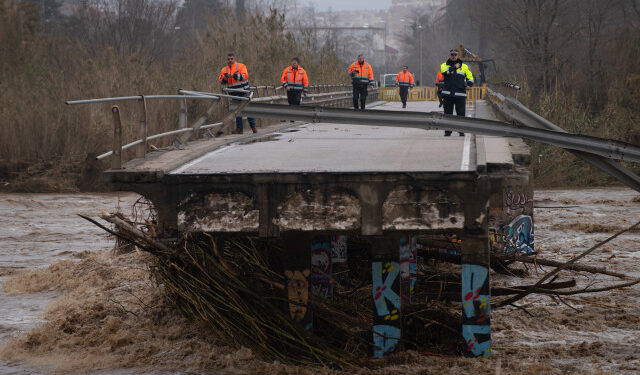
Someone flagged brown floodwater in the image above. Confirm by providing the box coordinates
[0,193,139,374]
[0,188,638,374]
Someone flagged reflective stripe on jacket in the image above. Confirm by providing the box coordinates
[395,71,415,87]
[348,61,373,85]
[280,65,309,92]
[440,61,474,97]
[218,62,250,91]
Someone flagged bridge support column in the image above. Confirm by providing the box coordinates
[461,186,492,358]
[311,235,333,300]
[330,235,348,287]
[371,236,402,357]
[281,232,313,330]
[399,235,418,303]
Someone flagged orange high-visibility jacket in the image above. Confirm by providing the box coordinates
[218,62,250,90]
[395,71,415,88]
[348,61,373,85]
[281,65,309,92]
[435,72,445,87]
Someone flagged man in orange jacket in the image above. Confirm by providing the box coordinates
[348,54,374,110]
[435,71,445,108]
[218,53,256,134]
[281,57,309,106]
[395,65,415,108]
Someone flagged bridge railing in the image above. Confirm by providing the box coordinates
[486,85,640,192]
[380,85,486,102]
[66,84,374,169]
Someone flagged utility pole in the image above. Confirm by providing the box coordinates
[417,25,423,86]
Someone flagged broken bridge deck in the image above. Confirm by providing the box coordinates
[105,99,534,358]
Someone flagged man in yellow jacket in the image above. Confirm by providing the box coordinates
[281,57,309,106]
[348,54,374,110]
[440,49,474,136]
[395,66,415,108]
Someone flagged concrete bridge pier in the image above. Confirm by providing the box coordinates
[102,100,540,359]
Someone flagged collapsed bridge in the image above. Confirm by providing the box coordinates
[67,85,640,359]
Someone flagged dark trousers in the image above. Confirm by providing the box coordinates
[236,116,256,130]
[352,84,368,110]
[232,96,255,131]
[442,96,466,136]
[287,90,302,105]
[399,86,409,107]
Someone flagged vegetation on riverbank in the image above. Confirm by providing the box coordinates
[2,0,639,192]
[0,0,343,192]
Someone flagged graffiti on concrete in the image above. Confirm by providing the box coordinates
[372,261,401,357]
[284,269,311,324]
[490,188,534,255]
[505,191,533,214]
[491,215,534,254]
[461,264,491,358]
[505,215,534,254]
[399,236,417,298]
[373,325,401,358]
[311,237,333,299]
[330,235,348,265]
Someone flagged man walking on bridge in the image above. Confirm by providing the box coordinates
[281,57,309,106]
[395,65,415,108]
[348,54,374,110]
[218,53,257,134]
[440,49,474,136]
[435,71,445,108]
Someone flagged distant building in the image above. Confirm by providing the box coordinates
[285,1,448,78]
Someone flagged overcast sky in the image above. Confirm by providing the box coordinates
[302,0,393,11]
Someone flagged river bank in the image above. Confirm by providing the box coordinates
[0,188,638,374]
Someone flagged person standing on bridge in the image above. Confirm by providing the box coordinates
[281,57,309,106]
[348,54,374,110]
[218,53,257,134]
[440,49,474,136]
[435,71,445,108]
[395,65,415,108]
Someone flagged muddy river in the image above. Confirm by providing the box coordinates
[0,188,638,374]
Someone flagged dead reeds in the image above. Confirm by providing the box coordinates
[0,0,345,190]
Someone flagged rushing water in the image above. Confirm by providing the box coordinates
[0,193,139,374]
[0,189,638,374]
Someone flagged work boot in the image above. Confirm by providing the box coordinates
[402,104,406,108]
[233,129,243,134]
[252,127,258,134]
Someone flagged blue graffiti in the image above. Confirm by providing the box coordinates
[399,236,418,295]
[373,325,401,358]
[461,264,491,358]
[462,324,492,358]
[461,264,490,320]
[372,262,401,316]
[506,215,534,254]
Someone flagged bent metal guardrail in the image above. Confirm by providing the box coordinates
[65,84,372,169]
[240,103,640,164]
[486,87,640,192]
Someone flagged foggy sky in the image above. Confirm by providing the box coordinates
[303,0,392,11]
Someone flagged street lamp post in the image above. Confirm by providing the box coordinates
[417,25,423,86]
